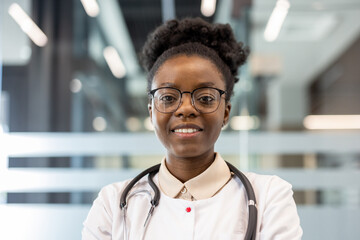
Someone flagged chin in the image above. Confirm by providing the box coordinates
[170,146,210,158]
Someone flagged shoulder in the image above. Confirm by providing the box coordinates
[82,174,157,239]
[97,176,150,204]
[242,172,303,239]
[84,176,150,223]
[241,172,296,213]
[243,172,292,195]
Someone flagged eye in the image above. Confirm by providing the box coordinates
[197,95,216,105]
[159,94,178,104]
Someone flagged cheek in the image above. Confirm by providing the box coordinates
[216,107,227,126]
[207,114,224,137]
[210,110,227,136]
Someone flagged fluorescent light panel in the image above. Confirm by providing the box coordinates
[80,0,100,17]
[201,0,217,17]
[264,0,290,42]
[304,115,360,130]
[103,46,126,78]
[8,3,48,47]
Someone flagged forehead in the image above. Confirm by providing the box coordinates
[152,55,225,89]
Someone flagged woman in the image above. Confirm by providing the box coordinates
[82,18,303,240]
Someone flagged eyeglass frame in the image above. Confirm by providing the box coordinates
[148,86,227,114]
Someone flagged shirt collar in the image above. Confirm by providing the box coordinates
[158,153,231,200]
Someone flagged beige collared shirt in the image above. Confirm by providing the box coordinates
[158,153,232,201]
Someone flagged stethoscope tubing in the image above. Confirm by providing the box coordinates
[120,161,257,240]
[120,164,161,209]
[227,162,258,240]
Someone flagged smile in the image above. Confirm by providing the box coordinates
[173,128,201,133]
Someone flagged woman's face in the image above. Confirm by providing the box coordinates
[148,55,231,159]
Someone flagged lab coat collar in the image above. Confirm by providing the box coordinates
[158,153,231,200]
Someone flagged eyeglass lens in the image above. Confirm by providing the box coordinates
[153,88,221,113]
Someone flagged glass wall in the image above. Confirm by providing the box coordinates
[1,0,360,239]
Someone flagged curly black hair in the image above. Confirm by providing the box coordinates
[141,17,249,101]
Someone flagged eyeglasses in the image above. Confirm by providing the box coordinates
[148,87,227,114]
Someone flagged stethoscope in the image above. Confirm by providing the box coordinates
[120,162,257,240]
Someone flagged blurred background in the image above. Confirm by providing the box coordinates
[1,0,360,239]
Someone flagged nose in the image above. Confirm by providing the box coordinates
[174,92,198,117]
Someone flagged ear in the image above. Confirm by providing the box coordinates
[223,102,231,126]
[148,103,153,123]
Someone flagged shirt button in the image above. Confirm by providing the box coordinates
[185,207,191,213]
[181,187,187,194]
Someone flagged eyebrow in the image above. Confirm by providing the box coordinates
[196,82,215,87]
[158,82,215,88]
[158,82,176,87]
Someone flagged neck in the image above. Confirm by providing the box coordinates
[165,151,216,182]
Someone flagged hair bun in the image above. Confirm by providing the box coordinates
[141,17,249,80]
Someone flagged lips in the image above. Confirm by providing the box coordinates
[174,128,200,133]
[171,123,203,133]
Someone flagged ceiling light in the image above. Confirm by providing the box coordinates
[93,117,107,131]
[126,117,142,132]
[103,46,126,78]
[8,3,48,47]
[304,115,360,130]
[80,0,100,17]
[69,79,82,93]
[264,0,290,42]
[201,0,217,17]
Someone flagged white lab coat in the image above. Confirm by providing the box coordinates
[82,172,303,240]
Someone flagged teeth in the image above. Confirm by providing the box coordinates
[174,128,199,133]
